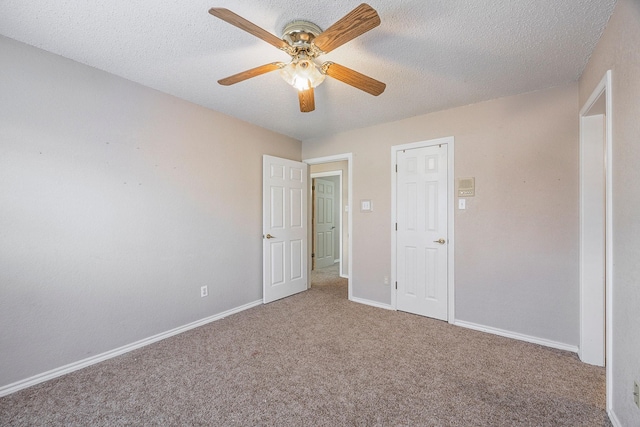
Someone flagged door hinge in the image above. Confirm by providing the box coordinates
[395,164,398,172]
[311,253,315,258]
[312,185,315,190]
[395,281,398,290]
[395,223,398,231]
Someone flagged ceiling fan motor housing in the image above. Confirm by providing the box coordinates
[282,20,323,54]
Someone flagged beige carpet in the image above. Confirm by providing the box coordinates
[0,265,610,426]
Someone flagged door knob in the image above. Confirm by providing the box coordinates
[433,238,446,244]
[265,234,276,239]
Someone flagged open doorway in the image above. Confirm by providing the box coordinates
[579,70,612,412]
[311,172,342,271]
[305,154,352,300]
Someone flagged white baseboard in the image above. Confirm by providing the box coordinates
[607,409,622,427]
[350,296,394,311]
[0,299,262,397]
[454,320,579,353]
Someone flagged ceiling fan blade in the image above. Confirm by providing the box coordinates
[312,3,381,53]
[209,8,289,51]
[298,87,315,112]
[218,63,283,86]
[323,62,385,96]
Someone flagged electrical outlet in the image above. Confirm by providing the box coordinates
[383,276,389,285]
[634,381,639,408]
[200,286,208,298]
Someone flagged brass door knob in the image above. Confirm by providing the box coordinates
[265,234,276,239]
[433,238,446,244]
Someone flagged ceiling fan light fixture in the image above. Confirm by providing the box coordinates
[210,4,384,111]
[279,58,326,91]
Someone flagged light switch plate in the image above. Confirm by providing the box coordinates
[360,199,372,212]
[458,199,466,210]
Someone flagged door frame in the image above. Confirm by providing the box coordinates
[311,171,343,272]
[579,70,613,412]
[304,154,353,300]
[391,137,455,323]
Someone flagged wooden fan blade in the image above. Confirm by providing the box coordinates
[218,63,283,86]
[298,87,315,112]
[209,8,289,51]
[312,3,380,53]
[323,62,386,96]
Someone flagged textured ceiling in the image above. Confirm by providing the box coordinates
[0,0,616,141]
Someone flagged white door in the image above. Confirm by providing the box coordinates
[263,155,308,303]
[314,178,335,269]
[396,145,448,320]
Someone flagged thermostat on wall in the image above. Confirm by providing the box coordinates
[458,177,475,197]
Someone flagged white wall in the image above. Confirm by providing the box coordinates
[579,0,640,424]
[0,36,301,388]
[302,84,579,347]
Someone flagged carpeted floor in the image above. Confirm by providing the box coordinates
[0,265,611,426]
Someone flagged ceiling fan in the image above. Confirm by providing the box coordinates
[209,3,386,113]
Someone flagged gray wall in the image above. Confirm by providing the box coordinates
[0,36,301,388]
[302,83,580,347]
[579,0,640,424]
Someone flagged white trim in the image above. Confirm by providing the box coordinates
[607,409,622,427]
[454,320,579,353]
[304,154,353,297]
[311,170,343,273]
[390,137,455,323]
[0,299,262,397]
[579,70,613,412]
[351,297,394,311]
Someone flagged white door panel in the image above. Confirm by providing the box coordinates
[263,155,308,303]
[396,145,448,320]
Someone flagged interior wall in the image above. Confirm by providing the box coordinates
[0,36,301,388]
[302,83,579,347]
[578,0,640,424]
[310,161,349,276]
